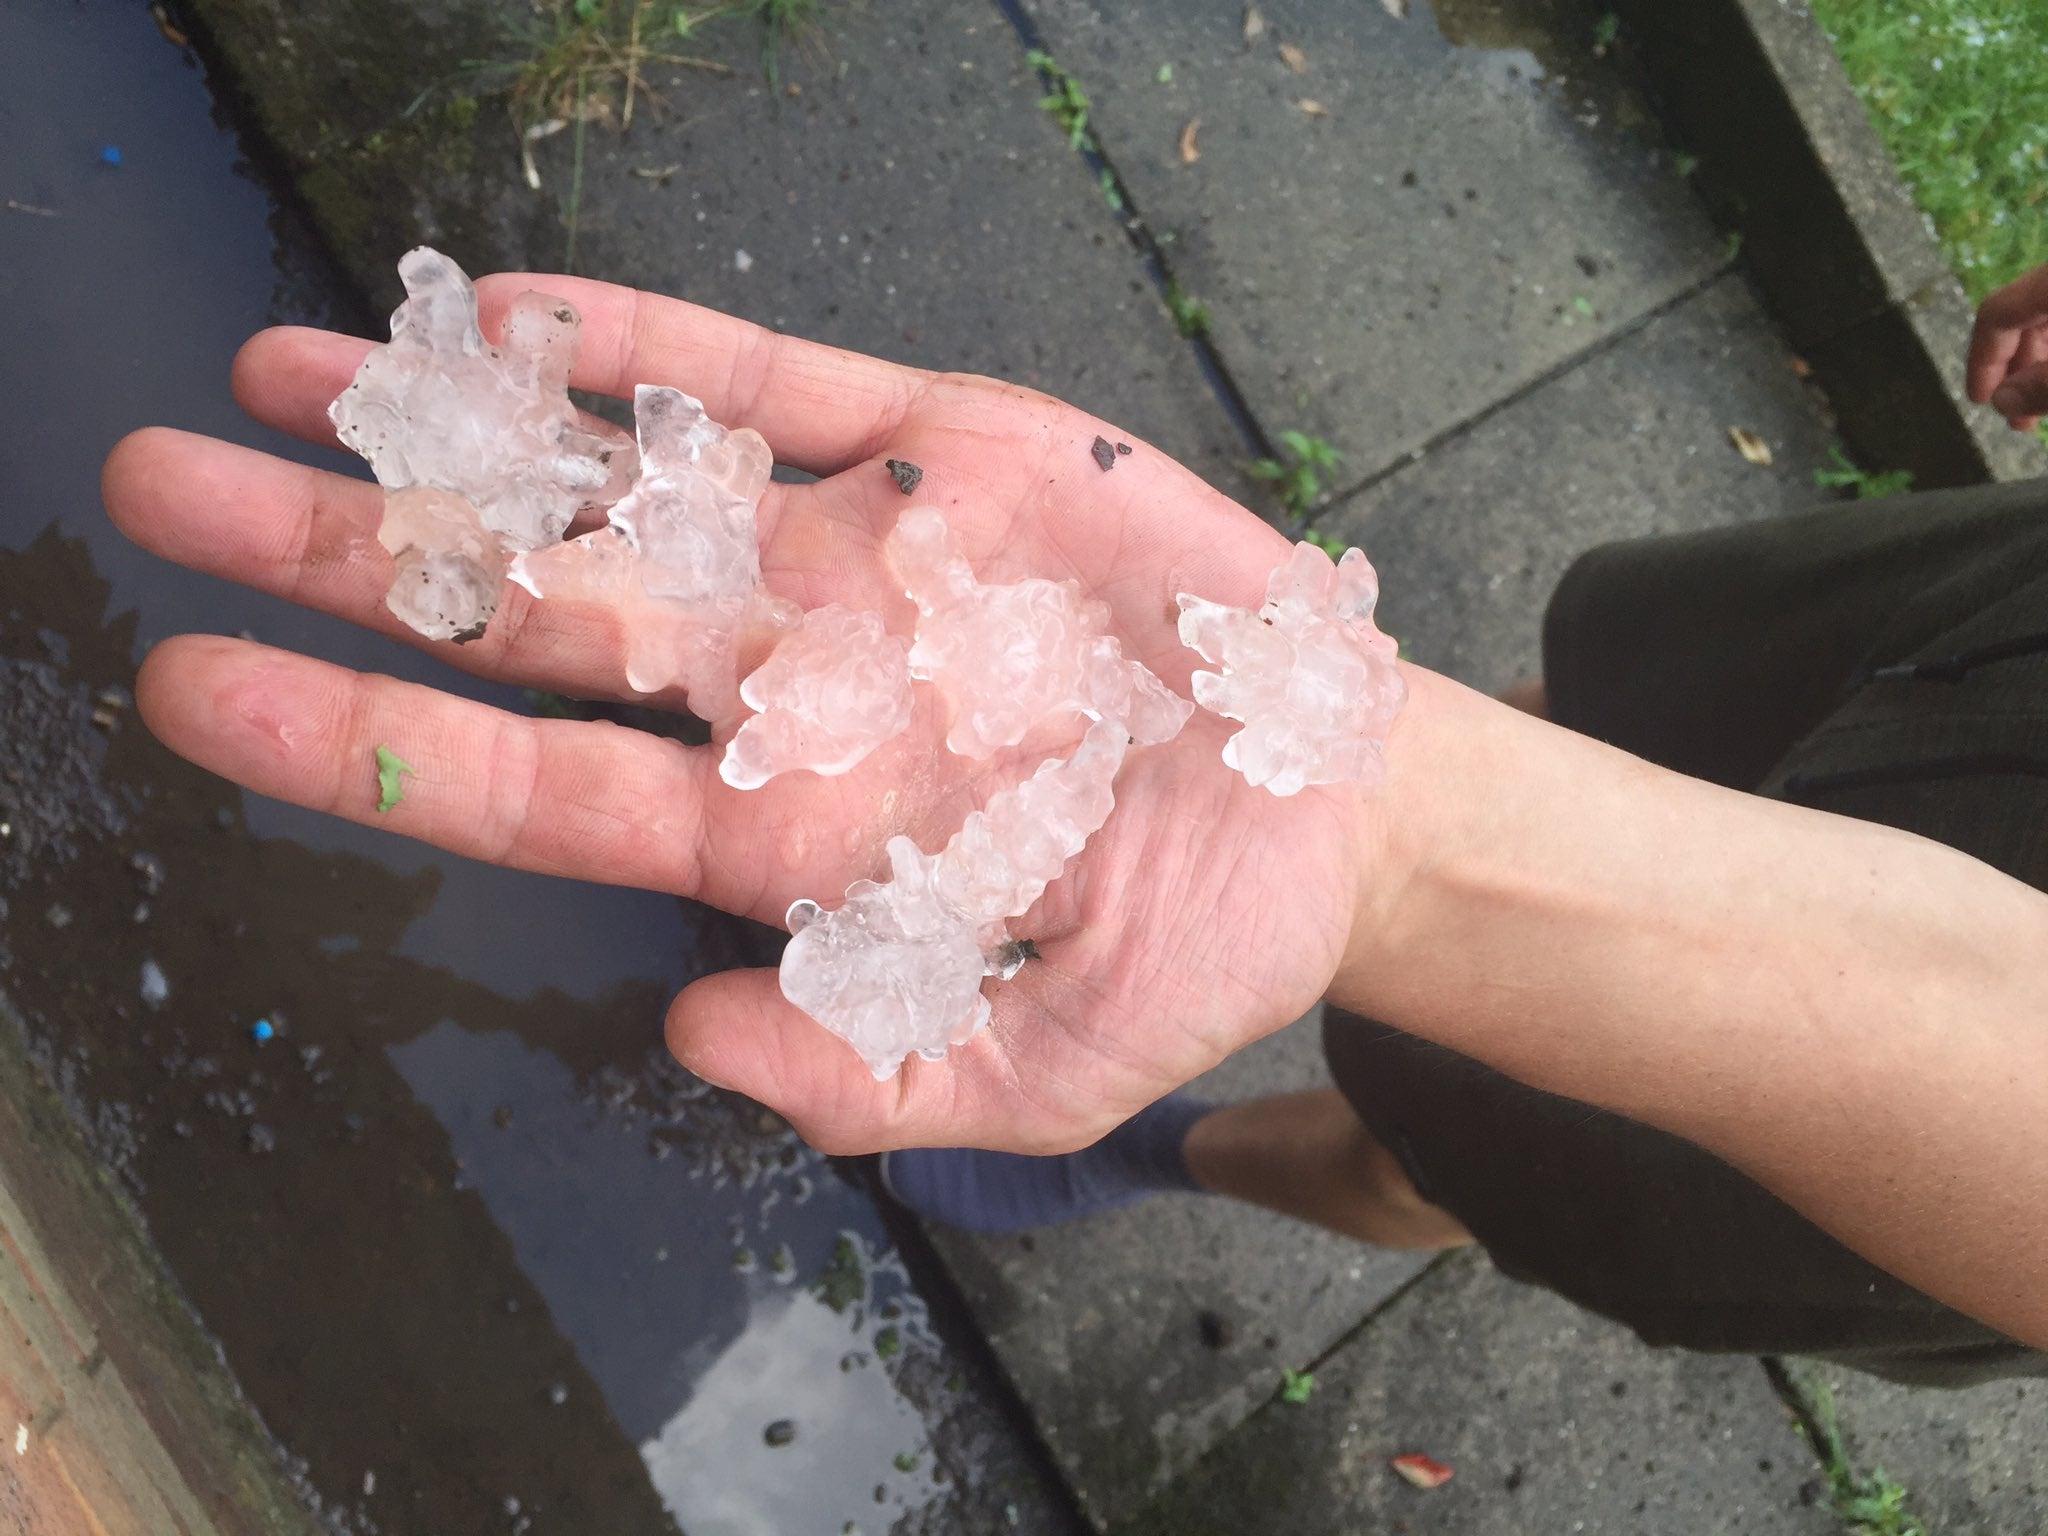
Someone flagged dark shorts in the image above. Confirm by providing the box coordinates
[1326,478,2048,1387]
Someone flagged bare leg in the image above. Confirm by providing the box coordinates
[1183,1089,1474,1250]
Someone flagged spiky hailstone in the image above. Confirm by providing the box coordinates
[886,507,1191,756]
[1176,541,1405,796]
[779,721,1128,1079]
[329,246,634,642]
[512,383,798,719]
[720,605,914,789]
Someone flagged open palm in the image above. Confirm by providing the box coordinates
[105,275,1398,1155]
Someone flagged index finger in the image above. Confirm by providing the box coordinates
[233,275,938,478]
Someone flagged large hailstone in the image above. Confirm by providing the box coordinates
[780,720,1128,1078]
[886,507,1190,756]
[511,383,798,718]
[719,605,914,789]
[1176,541,1405,796]
[329,247,634,642]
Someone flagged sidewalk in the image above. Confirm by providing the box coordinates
[182,0,2048,1530]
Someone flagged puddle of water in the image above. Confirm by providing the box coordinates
[388,1021,950,1534]
[1422,0,1649,129]
[0,5,1075,1533]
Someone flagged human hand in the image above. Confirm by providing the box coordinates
[1966,260,2048,431]
[104,276,1416,1156]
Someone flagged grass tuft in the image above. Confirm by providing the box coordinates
[1164,279,1211,338]
[1027,49,1095,153]
[1813,446,1914,499]
[1249,429,1342,518]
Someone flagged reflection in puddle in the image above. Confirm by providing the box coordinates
[390,1022,956,1533]
[641,1285,939,1535]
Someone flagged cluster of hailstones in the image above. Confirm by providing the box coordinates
[333,249,1406,1078]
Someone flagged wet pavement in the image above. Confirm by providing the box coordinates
[0,5,1074,1533]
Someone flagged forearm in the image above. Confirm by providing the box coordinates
[1339,668,2048,1349]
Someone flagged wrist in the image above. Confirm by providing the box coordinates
[1328,664,1512,1022]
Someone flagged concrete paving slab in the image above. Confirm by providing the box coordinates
[1611,0,2048,489]
[196,0,1251,496]
[1321,272,1842,694]
[1020,0,1728,487]
[930,1010,1430,1530]
[1789,1360,2048,1535]
[1120,1248,1840,1536]
[555,1,1251,497]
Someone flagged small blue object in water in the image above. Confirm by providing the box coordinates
[99,145,123,166]
[251,1018,275,1042]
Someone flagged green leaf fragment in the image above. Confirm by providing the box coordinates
[1280,1368,1315,1403]
[1157,63,1173,83]
[374,745,414,813]
[874,1325,901,1360]
[1813,446,1913,499]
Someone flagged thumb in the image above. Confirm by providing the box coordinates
[665,966,980,1153]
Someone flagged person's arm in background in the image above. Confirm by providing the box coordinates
[1339,666,2048,1354]
[1968,259,2048,431]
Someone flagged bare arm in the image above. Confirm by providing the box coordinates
[1338,668,2048,1351]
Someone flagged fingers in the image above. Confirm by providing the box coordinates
[1988,320,2048,430]
[1966,261,2048,405]
[103,427,680,707]
[1990,360,2048,432]
[232,326,367,448]
[233,274,940,477]
[136,633,762,910]
[474,274,932,475]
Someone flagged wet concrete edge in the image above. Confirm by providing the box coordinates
[0,987,324,1536]
[1608,0,2048,490]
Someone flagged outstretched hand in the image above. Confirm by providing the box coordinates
[104,276,1415,1156]
[1967,259,2048,432]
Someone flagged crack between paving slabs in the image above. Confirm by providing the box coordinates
[1760,1355,1935,1535]
[986,0,1280,477]
[1316,257,1746,526]
[983,3,1760,550]
[1122,1249,1469,1534]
